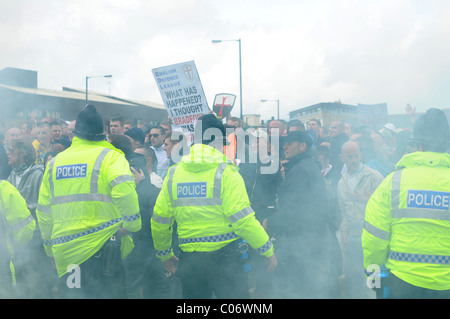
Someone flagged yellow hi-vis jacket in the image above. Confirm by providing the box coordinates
[362,151,450,290]
[36,136,141,277]
[151,144,274,262]
[0,180,36,283]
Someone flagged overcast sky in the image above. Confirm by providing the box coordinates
[1,0,450,121]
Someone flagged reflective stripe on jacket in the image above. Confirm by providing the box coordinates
[362,151,450,290]
[36,137,141,277]
[151,144,274,262]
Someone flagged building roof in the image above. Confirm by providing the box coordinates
[0,83,165,110]
[289,101,357,116]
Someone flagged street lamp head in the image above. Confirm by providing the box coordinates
[261,99,267,102]
[87,74,113,79]
[211,40,222,44]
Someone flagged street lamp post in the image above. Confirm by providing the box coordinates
[85,74,112,104]
[261,99,280,120]
[212,39,243,120]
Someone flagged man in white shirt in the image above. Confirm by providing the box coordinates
[149,126,169,179]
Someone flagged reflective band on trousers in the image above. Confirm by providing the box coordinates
[168,163,228,207]
[178,232,239,244]
[389,251,450,265]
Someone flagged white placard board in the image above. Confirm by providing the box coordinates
[152,61,209,140]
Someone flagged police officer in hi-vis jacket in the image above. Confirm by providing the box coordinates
[151,113,277,299]
[362,108,450,299]
[36,105,141,299]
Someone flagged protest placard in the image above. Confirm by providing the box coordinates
[152,61,209,138]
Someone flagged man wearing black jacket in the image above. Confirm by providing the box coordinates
[265,131,331,299]
[109,134,171,299]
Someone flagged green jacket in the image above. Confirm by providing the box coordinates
[36,137,141,277]
[151,144,274,262]
[362,151,450,290]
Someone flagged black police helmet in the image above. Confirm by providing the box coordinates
[73,104,106,141]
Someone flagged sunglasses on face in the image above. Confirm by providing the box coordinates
[149,134,160,138]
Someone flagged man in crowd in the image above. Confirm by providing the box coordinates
[307,119,327,145]
[50,120,71,149]
[123,119,134,132]
[32,122,52,165]
[110,116,125,135]
[67,120,76,143]
[5,127,22,146]
[134,146,163,189]
[149,125,169,179]
[109,134,170,299]
[337,141,384,299]
[125,126,145,151]
[287,119,305,133]
[264,130,330,298]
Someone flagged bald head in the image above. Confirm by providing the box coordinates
[341,141,362,175]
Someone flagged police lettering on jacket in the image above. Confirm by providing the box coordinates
[56,164,88,180]
[407,190,450,210]
[177,182,207,198]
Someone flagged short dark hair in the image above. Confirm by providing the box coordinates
[110,116,124,126]
[150,125,166,136]
[284,131,313,150]
[109,134,133,156]
[288,119,305,131]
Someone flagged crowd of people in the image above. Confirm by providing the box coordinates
[0,103,448,299]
